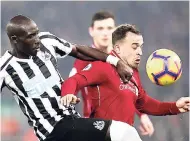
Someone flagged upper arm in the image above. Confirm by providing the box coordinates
[69,60,89,77]
[39,32,73,59]
[77,62,109,85]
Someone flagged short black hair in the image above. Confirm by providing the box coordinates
[91,11,115,27]
[6,15,32,37]
[112,24,141,45]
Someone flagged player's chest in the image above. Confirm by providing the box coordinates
[112,77,139,98]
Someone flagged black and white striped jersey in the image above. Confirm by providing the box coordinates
[0,32,80,141]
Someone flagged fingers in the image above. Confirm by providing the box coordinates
[183,97,190,103]
[139,114,154,137]
[61,94,80,107]
[139,125,149,135]
[183,104,190,111]
[147,123,154,136]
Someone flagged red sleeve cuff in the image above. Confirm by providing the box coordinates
[159,102,181,115]
[169,102,181,114]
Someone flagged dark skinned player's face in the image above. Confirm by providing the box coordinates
[15,21,40,57]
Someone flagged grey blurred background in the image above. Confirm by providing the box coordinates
[1,1,189,141]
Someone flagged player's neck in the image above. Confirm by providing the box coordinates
[11,49,30,59]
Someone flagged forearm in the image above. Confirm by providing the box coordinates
[137,96,180,116]
[75,44,109,61]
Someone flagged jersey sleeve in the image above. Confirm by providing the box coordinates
[61,62,110,95]
[69,59,90,77]
[0,71,5,92]
[39,32,73,59]
[77,62,109,85]
[73,59,90,72]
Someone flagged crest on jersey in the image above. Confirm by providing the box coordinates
[93,121,105,131]
[44,52,51,60]
[82,64,92,71]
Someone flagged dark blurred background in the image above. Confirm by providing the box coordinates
[1,1,189,141]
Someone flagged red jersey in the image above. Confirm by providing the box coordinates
[62,51,180,125]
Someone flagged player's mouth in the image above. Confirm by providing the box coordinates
[135,58,141,64]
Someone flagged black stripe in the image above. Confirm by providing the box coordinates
[17,61,35,79]
[39,34,71,48]
[6,65,28,97]
[32,98,57,126]
[41,92,49,98]
[19,96,48,135]
[1,55,13,70]
[32,56,51,78]
[34,127,43,141]
[52,85,61,96]
[1,79,6,91]
[53,45,66,56]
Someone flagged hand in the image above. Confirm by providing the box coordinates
[138,114,154,137]
[60,94,80,107]
[176,97,190,113]
[117,60,133,83]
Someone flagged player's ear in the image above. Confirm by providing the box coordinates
[11,35,18,44]
[114,44,121,55]
[89,27,94,38]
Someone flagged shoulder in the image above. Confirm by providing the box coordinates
[0,51,13,71]
[86,61,113,72]
[74,59,90,70]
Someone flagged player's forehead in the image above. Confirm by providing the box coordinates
[125,32,143,45]
[93,18,115,28]
[22,21,39,35]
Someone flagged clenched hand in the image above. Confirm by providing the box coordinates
[117,60,133,83]
[60,94,80,107]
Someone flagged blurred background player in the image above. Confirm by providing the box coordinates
[69,11,154,136]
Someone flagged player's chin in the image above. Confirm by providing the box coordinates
[30,50,38,56]
[132,63,139,69]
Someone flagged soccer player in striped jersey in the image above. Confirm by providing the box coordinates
[0,15,139,141]
[61,24,190,141]
[69,11,154,136]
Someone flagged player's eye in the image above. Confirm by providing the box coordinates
[97,27,103,30]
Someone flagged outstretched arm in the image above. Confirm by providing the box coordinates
[136,88,189,115]
[70,44,133,83]
[39,32,133,83]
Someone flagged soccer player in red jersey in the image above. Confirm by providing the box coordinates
[61,24,190,131]
[69,11,154,136]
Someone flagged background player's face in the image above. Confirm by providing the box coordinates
[115,32,143,69]
[89,18,115,51]
[14,21,40,57]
